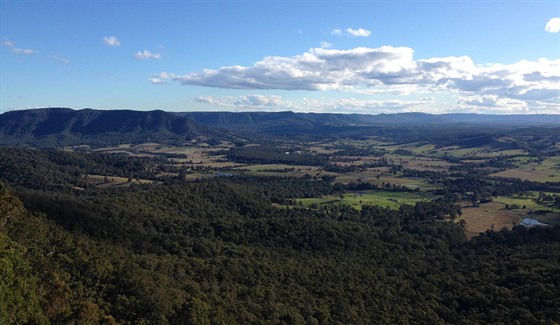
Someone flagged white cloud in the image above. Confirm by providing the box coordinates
[103,36,121,46]
[167,46,417,91]
[2,39,15,47]
[456,95,530,113]
[346,28,371,37]
[331,28,343,36]
[134,50,162,60]
[320,41,333,49]
[148,77,166,85]
[2,38,38,55]
[193,96,218,105]
[545,17,560,33]
[148,72,175,84]
[332,27,371,37]
[10,48,38,55]
[192,94,436,114]
[234,95,286,107]
[193,95,291,110]
[157,46,559,112]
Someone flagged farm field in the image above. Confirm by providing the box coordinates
[460,196,560,238]
[491,157,560,182]
[459,202,524,239]
[234,164,319,176]
[431,146,526,159]
[68,132,560,241]
[87,174,155,187]
[295,190,434,210]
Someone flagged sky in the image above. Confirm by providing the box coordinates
[1,0,559,115]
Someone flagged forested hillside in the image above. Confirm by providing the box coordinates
[2,108,560,148]
[0,108,227,147]
[1,147,559,324]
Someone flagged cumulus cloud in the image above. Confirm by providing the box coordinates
[134,50,162,60]
[332,27,371,37]
[163,46,416,91]
[148,77,166,85]
[346,28,371,37]
[545,17,560,33]
[148,72,176,84]
[156,45,559,112]
[103,36,121,46]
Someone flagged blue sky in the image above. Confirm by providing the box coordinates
[1,0,559,114]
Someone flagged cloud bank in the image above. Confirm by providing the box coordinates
[154,46,559,113]
[192,95,438,113]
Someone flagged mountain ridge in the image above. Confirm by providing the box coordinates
[0,107,225,147]
[1,108,559,147]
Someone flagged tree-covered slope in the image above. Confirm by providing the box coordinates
[2,108,560,147]
[0,148,559,324]
[0,108,227,147]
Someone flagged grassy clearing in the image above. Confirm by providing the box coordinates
[491,157,560,182]
[295,190,433,210]
[493,195,560,213]
[459,201,524,239]
[491,169,560,182]
[233,164,321,177]
[432,146,526,159]
[88,175,154,187]
[459,197,560,238]
[335,171,441,191]
[407,144,437,155]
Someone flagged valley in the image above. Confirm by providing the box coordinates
[1,108,559,324]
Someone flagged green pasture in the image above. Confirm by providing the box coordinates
[88,174,154,187]
[404,143,437,155]
[491,157,560,182]
[432,146,526,159]
[233,164,320,177]
[493,195,560,214]
[295,190,434,210]
[333,172,442,191]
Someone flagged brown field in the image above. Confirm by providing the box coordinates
[459,201,524,239]
[491,168,560,182]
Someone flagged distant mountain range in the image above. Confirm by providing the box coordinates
[1,108,559,147]
[0,108,224,147]
[178,111,560,130]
